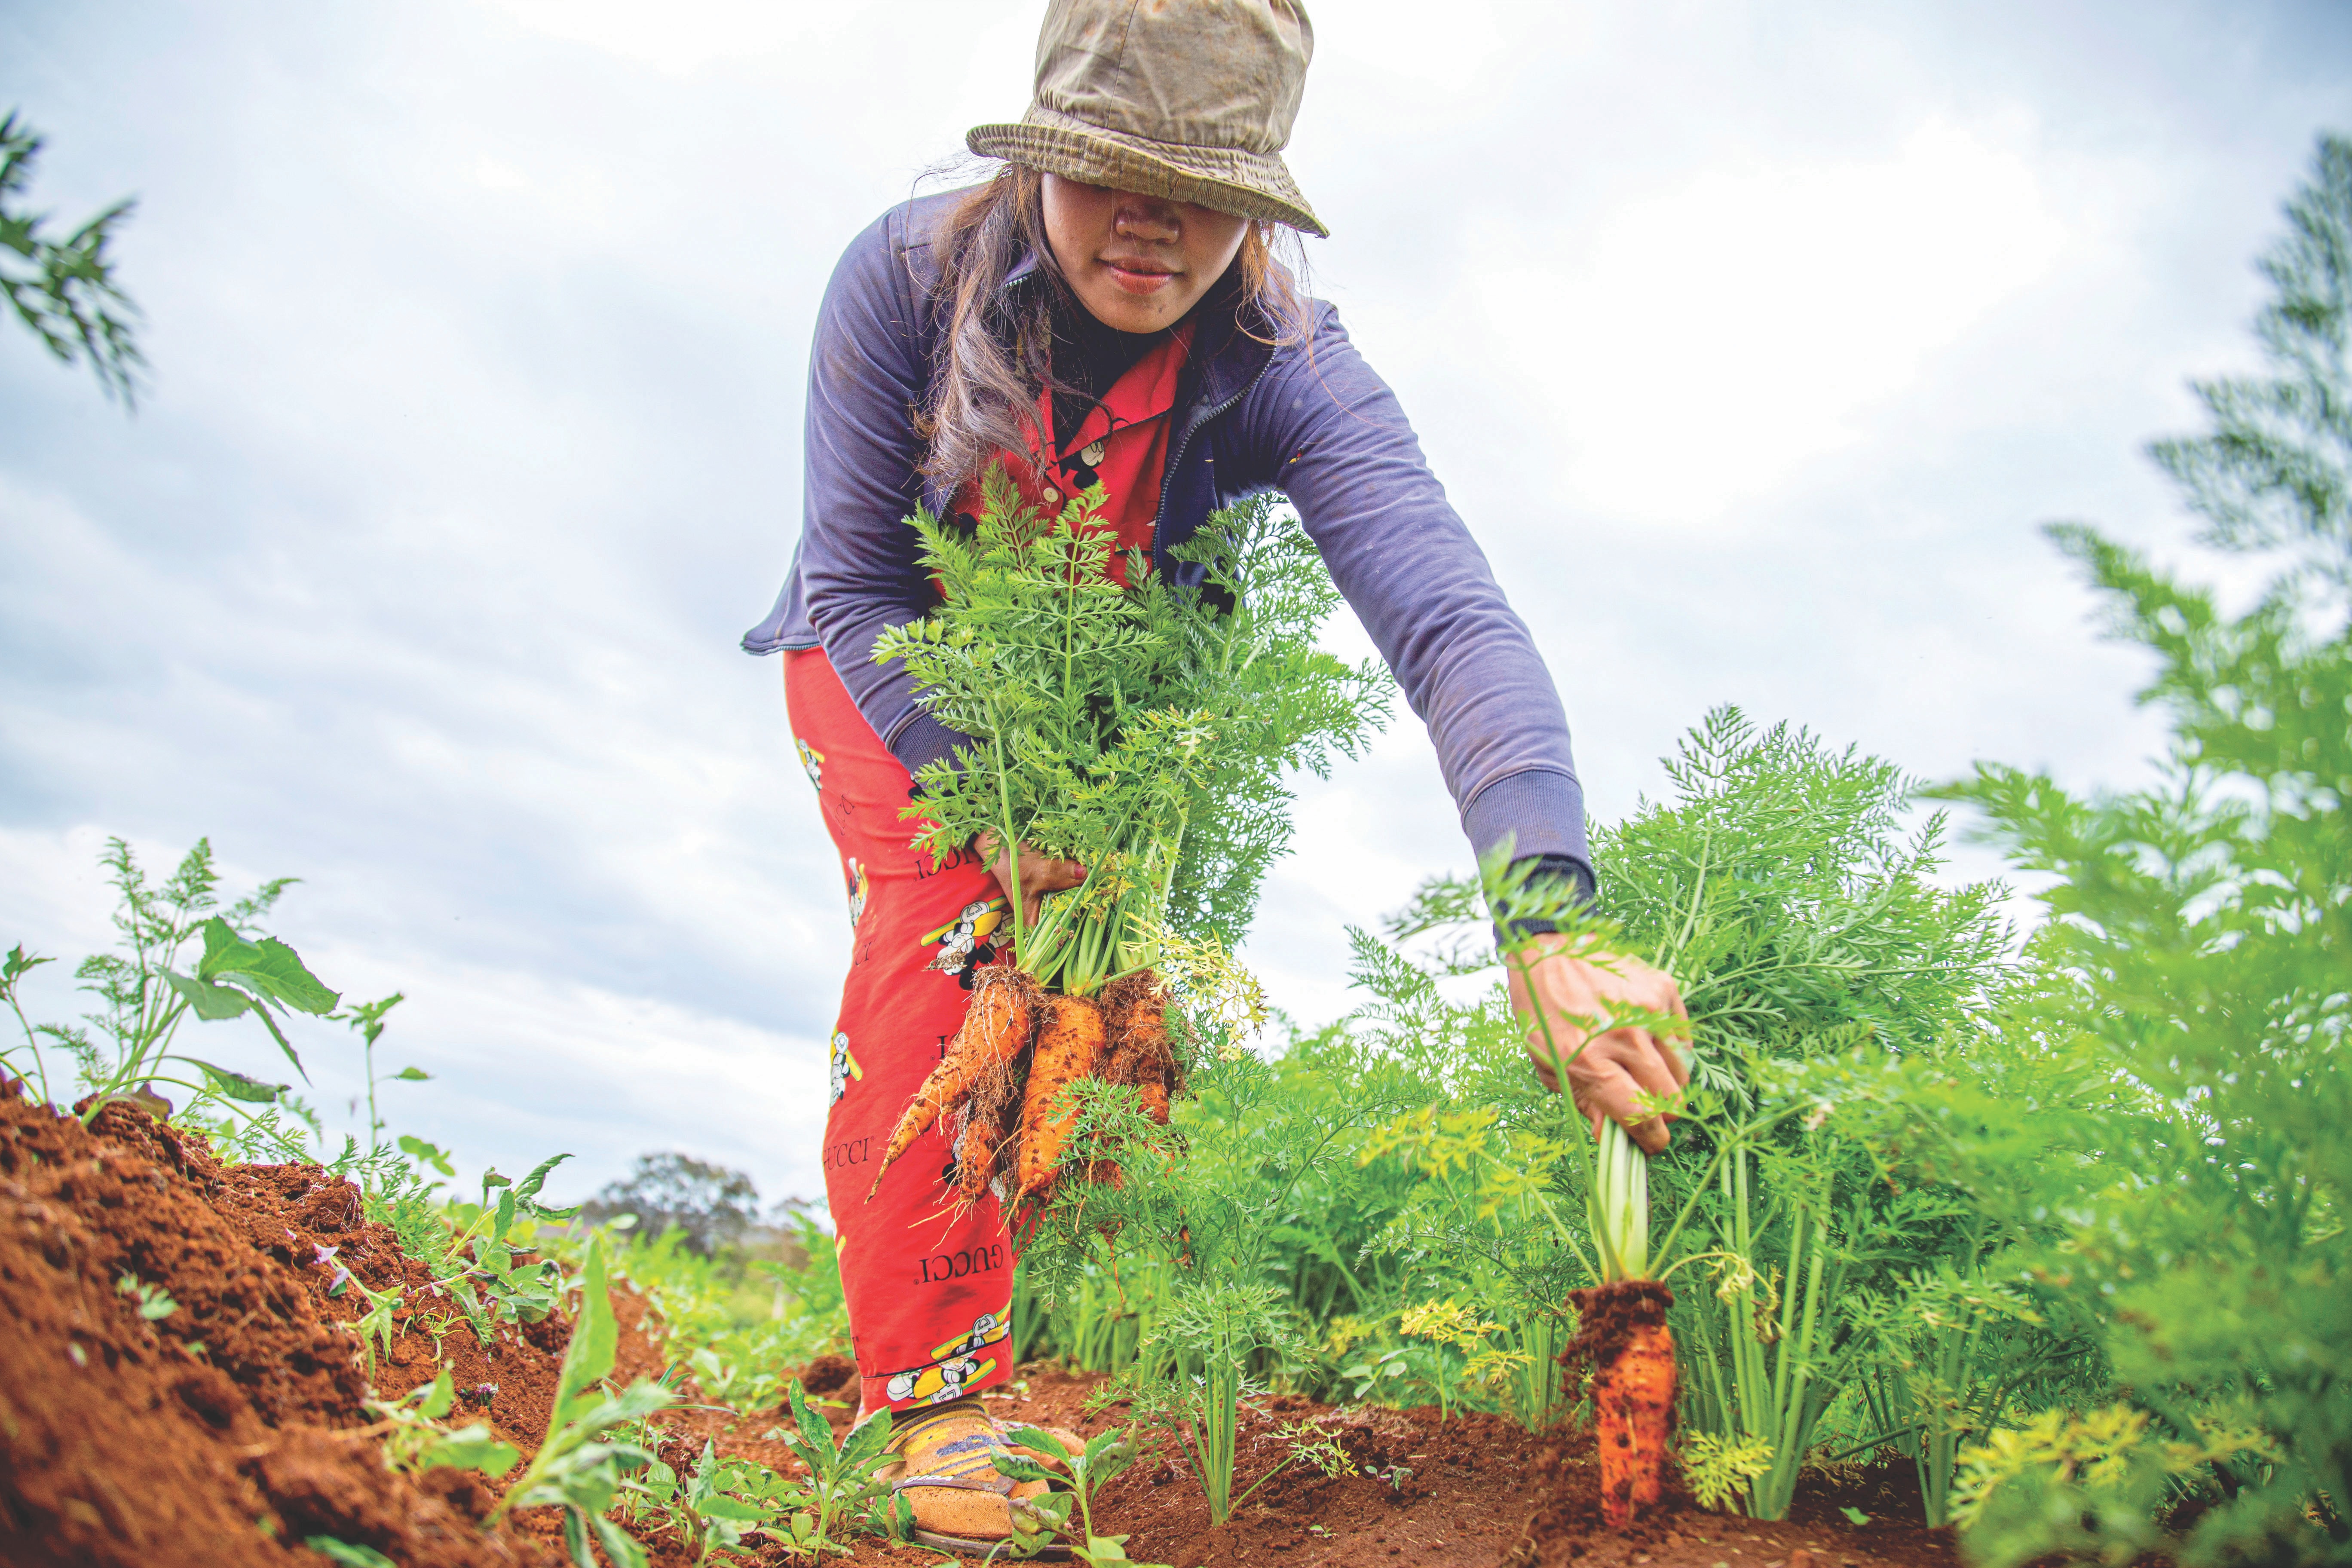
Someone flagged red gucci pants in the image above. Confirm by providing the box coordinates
[783,649,1016,1414]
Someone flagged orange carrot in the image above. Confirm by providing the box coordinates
[957,1065,1023,1202]
[869,966,1037,1199]
[1100,969,1176,1124]
[1013,993,1108,1205]
[1567,1281,1677,1530]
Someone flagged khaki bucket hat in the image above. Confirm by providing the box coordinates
[968,0,1328,238]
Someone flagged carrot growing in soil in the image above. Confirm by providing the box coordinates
[863,470,1385,1213]
[1568,1119,1676,1530]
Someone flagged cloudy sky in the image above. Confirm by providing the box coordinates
[3,0,2346,1210]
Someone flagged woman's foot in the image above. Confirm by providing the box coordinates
[876,1398,1082,1552]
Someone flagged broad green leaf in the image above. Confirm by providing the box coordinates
[588,1513,648,1568]
[839,1409,894,1469]
[513,1151,573,1204]
[786,1380,833,1459]
[422,1433,519,1478]
[179,1056,287,1103]
[560,1510,594,1568]
[553,1241,617,1424]
[195,917,339,1014]
[304,1537,396,1568]
[397,1134,454,1176]
[994,1451,1054,1484]
[418,1371,455,1420]
[162,970,254,1022]
[392,1066,430,1081]
[698,1496,766,1523]
[492,1188,518,1243]
[1006,1423,1071,1461]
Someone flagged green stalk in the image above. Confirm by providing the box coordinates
[1591,1119,1650,1282]
[1191,1358,1240,1525]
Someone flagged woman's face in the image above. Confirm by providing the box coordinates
[1041,173,1250,334]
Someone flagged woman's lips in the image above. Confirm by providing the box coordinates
[1102,259,1177,295]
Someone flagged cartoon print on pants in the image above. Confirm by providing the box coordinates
[922,896,1007,989]
[797,739,825,789]
[882,1313,1008,1406]
[829,1030,863,1107]
[844,856,870,931]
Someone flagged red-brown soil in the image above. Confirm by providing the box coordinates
[0,1081,1960,1568]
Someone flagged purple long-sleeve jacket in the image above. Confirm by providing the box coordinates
[742,191,1590,876]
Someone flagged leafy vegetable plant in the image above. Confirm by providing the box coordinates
[0,838,341,1127]
[995,1423,1170,1568]
[758,1380,903,1558]
[1911,132,2352,1568]
[364,1370,521,1480]
[484,1239,677,1568]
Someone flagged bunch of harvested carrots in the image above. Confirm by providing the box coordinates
[868,966,1182,1213]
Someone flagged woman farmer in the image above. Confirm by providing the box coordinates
[741,0,1690,1548]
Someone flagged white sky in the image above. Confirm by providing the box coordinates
[3,0,2346,1209]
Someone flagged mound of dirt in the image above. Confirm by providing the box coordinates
[0,1081,582,1566]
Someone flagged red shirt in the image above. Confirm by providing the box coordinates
[950,323,1194,587]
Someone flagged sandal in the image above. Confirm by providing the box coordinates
[874,1400,1087,1557]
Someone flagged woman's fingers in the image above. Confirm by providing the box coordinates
[1567,1028,1685,1154]
[1621,1027,1687,1112]
[1570,1043,1672,1151]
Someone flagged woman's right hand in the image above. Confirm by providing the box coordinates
[974,832,1087,928]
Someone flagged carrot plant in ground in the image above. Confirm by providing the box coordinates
[1883,133,2352,1568]
[865,476,1386,1217]
[1373,710,2038,1525]
[1019,1021,1423,1525]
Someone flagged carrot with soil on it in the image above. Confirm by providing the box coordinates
[1565,1118,1676,1530]
[869,965,1038,1198]
[867,479,1387,1213]
[1099,968,1179,1124]
[1014,992,1109,1205]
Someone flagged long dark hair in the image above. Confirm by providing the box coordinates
[917,165,1310,491]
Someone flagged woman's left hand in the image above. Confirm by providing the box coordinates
[1507,933,1691,1154]
[974,831,1087,928]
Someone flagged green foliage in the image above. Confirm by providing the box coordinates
[485,1240,678,1568]
[1911,132,2352,1568]
[757,1380,900,1558]
[304,1537,396,1568]
[997,1423,1170,1567]
[364,1370,521,1479]
[606,1215,849,1406]
[875,473,1387,991]
[0,838,353,1142]
[0,110,143,405]
[631,1435,815,1564]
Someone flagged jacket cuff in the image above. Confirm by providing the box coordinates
[886,710,969,781]
[1461,768,1591,868]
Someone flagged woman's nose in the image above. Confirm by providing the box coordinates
[1110,191,1182,241]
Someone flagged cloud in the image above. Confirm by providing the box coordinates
[2,0,2347,1215]
[1482,117,2070,523]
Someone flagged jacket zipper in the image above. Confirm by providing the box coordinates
[1152,353,1277,566]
